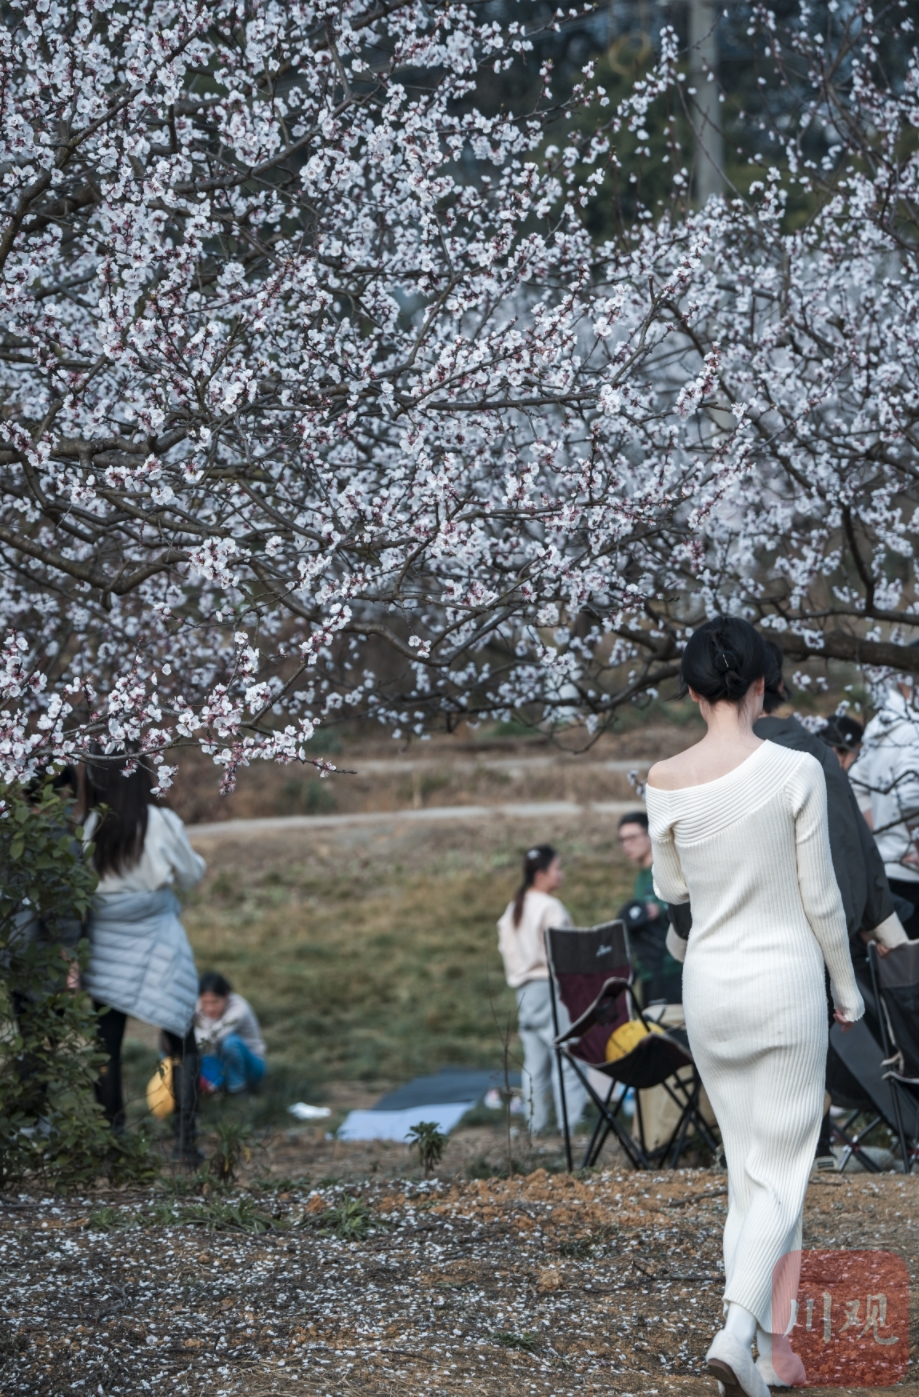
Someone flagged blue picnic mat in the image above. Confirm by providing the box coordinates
[372,1067,520,1111]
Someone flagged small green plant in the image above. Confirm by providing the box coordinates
[252,1174,300,1193]
[558,1236,592,1260]
[107,1127,160,1188]
[465,1154,500,1180]
[208,1119,253,1185]
[184,1197,276,1233]
[149,1200,183,1225]
[407,1120,447,1176]
[320,1196,371,1239]
[494,1331,539,1353]
[87,1205,137,1232]
[0,1327,28,1357]
[146,1195,276,1233]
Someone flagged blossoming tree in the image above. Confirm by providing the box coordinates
[0,0,916,786]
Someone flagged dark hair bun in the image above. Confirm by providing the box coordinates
[679,617,766,705]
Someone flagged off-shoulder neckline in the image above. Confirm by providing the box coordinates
[645,739,775,795]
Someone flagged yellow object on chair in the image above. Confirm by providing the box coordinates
[605,1018,665,1063]
[146,1057,179,1119]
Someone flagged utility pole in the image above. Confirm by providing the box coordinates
[688,0,724,204]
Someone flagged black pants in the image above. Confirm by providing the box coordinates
[94,1004,198,1151]
[886,879,919,939]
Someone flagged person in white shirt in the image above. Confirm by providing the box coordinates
[850,676,919,938]
[81,746,205,1163]
[496,845,586,1135]
[195,972,266,1094]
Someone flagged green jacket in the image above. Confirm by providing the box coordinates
[630,866,682,996]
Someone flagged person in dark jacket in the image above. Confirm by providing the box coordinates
[617,811,682,1004]
[756,655,903,948]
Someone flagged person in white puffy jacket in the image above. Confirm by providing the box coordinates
[82,746,205,1163]
[850,677,919,939]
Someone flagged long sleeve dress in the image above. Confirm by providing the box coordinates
[645,742,863,1330]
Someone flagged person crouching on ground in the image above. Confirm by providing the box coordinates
[496,845,586,1135]
[195,972,266,1095]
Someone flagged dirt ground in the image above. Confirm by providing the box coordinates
[9,714,906,1397]
[1,1160,916,1397]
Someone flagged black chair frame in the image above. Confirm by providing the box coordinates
[550,974,719,1172]
[829,1107,887,1174]
[826,1011,913,1173]
[543,920,634,1171]
[868,943,919,1174]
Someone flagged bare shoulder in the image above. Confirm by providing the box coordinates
[646,747,700,791]
[647,736,771,791]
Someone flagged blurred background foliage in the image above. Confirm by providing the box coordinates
[458,1,919,239]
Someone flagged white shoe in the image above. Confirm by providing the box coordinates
[756,1347,807,1388]
[705,1330,771,1397]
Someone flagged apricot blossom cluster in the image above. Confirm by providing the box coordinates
[0,1,916,783]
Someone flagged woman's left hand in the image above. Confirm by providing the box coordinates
[833,1008,854,1032]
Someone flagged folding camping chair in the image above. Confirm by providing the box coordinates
[545,921,718,1171]
[827,1017,901,1173]
[824,959,916,1172]
[868,941,919,1173]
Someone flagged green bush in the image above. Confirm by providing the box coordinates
[0,779,158,1189]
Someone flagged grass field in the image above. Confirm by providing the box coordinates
[121,814,637,1134]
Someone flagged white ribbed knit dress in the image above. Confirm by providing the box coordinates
[646,742,863,1330]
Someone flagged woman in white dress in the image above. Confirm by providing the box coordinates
[645,618,863,1397]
